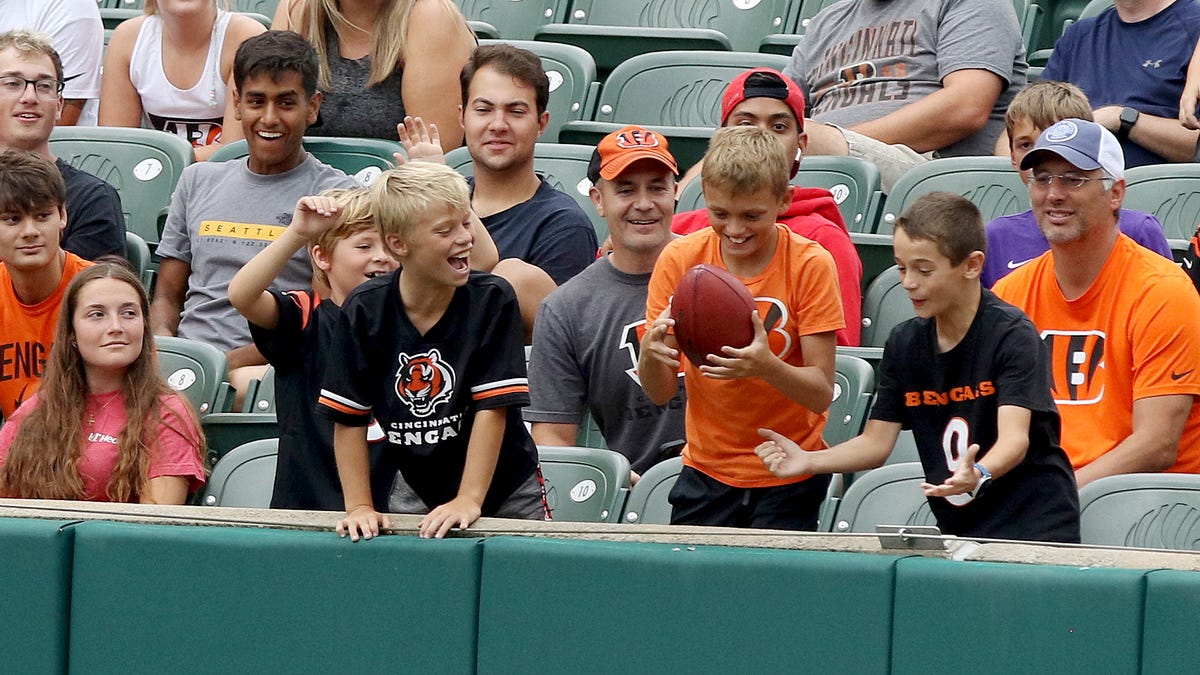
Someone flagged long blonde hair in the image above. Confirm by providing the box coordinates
[0,262,204,501]
[292,0,464,89]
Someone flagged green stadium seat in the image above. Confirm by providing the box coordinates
[826,353,875,446]
[1027,0,1095,65]
[208,136,402,186]
[201,438,278,507]
[758,1,803,54]
[677,155,883,233]
[621,455,682,524]
[878,156,1030,234]
[534,0,791,75]
[850,231,894,296]
[479,39,598,141]
[455,0,571,40]
[573,410,607,449]
[200,413,278,467]
[538,445,632,522]
[1076,473,1200,550]
[581,50,789,128]
[231,0,280,17]
[860,265,915,349]
[99,7,141,31]
[1121,164,1200,244]
[888,430,921,465]
[123,231,153,291]
[446,142,607,242]
[830,461,933,533]
[155,335,233,415]
[243,365,276,413]
[557,51,789,172]
[468,20,501,39]
[49,126,194,252]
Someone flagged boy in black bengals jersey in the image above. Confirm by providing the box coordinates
[318,162,547,541]
[756,193,1080,542]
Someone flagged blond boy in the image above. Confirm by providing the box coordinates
[318,163,547,541]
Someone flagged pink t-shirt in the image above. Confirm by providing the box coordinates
[0,390,206,500]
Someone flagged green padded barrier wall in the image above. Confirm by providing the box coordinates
[69,522,482,673]
[1142,570,1200,675]
[476,537,903,674]
[893,557,1146,674]
[0,518,75,675]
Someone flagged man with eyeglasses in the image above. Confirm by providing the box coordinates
[994,118,1200,487]
[0,30,123,260]
[0,0,102,126]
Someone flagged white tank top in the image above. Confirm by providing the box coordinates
[128,10,232,147]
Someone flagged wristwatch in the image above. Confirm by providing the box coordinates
[1118,107,1140,140]
[971,463,992,499]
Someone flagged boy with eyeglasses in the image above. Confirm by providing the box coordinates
[994,118,1200,487]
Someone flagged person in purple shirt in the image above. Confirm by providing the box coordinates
[985,81,1171,287]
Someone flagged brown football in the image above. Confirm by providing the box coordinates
[670,264,756,367]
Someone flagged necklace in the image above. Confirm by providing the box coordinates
[86,393,119,428]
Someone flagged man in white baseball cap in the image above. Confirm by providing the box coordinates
[994,118,1200,487]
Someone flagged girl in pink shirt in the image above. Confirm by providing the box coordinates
[0,261,205,503]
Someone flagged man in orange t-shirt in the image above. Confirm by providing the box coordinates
[0,150,93,418]
[639,126,844,530]
[994,119,1200,488]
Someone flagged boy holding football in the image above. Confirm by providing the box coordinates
[638,126,844,530]
[756,192,1080,542]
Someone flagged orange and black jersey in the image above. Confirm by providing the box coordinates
[317,271,537,515]
[870,290,1080,543]
[250,289,392,511]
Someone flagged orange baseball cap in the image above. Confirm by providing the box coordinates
[587,125,679,182]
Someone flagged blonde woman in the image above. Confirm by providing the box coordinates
[273,0,474,151]
[100,0,265,160]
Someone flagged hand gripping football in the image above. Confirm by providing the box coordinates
[670,264,757,367]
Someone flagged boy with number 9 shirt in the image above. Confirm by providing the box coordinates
[639,126,844,531]
[319,163,547,541]
[757,193,1080,542]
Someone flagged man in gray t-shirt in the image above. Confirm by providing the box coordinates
[783,0,1027,190]
[525,125,686,478]
[150,31,355,396]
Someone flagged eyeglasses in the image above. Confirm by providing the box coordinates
[1030,173,1113,190]
[0,76,64,100]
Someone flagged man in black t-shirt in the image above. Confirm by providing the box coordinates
[756,192,1079,542]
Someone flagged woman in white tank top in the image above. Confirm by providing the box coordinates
[99,0,265,160]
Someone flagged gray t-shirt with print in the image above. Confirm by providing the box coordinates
[524,256,686,473]
[157,153,355,351]
[784,0,1027,157]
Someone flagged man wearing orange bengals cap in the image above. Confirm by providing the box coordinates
[675,67,863,346]
[526,125,687,481]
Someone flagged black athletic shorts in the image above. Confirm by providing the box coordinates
[668,466,831,531]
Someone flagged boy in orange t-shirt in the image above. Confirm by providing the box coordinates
[639,126,844,530]
[0,150,92,418]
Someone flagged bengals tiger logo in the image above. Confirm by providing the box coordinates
[394,349,456,418]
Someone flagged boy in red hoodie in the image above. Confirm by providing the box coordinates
[673,68,862,345]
